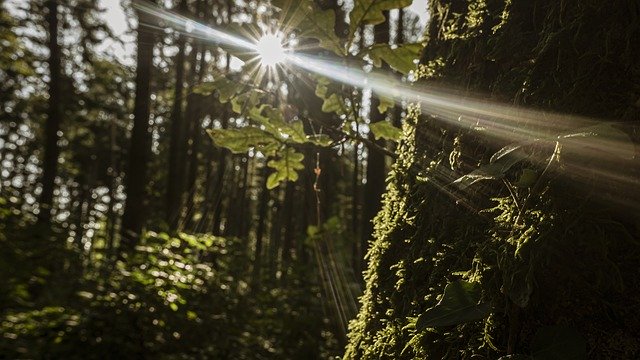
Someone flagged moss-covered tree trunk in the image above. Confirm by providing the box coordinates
[345,0,640,359]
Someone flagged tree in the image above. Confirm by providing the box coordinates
[166,0,188,228]
[345,0,640,358]
[38,0,62,223]
[120,0,158,251]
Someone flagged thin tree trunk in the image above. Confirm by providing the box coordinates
[253,165,271,280]
[351,141,360,274]
[280,180,296,281]
[39,0,62,223]
[120,1,157,252]
[166,0,188,228]
[393,8,404,130]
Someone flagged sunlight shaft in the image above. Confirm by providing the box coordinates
[132,0,256,51]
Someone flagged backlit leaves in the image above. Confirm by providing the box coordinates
[193,78,242,102]
[364,43,424,74]
[249,104,307,143]
[369,121,402,141]
[266,148,305,189]
[377,95,395,114]
[349,0,413,38]
[207,128,279,154]
[272,0,343,56]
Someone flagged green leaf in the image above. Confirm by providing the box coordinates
[514,168,538,188]
[315,76,345,115]
[349,0,413,38]
[321,94,344,113]
[193,82,217,96]
[531,326,586,360]
[369,121,402,141]
[231,90,265,114]
[364,43,424,74]
[216,78,243,103]
[454,146,531,189]
[307,225,320,237]
[416,281,490,329]
[272,0,343,56]
[266,148,306,189]
[249,104,307,143]
[192,78,242,102]
[169,303,178,311]
[207,128,278,154]
[377,95,395,114]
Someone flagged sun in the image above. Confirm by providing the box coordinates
[256,33,287,67]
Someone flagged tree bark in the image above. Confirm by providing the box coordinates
[38,0,62,223]
[120,0,157,252]
[166,2,188,228]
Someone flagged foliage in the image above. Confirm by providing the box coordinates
[195,0,422,189]
[0,210,337,359]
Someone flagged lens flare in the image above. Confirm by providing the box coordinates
[256,33,286,67]
[131,0,639,212]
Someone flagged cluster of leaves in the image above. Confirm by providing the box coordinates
[195,77,332,188]
[194,0,423,188]
[0,201,337,359]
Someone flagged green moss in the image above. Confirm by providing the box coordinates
[345,0,640,358]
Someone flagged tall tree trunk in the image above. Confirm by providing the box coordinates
[393,8,405,130]
[351,141,360,274]
[38,0,62,223]
[280,180,296,281]
[361,16,390,267]
[253,165,271,280]
[120,1,156,252]
[166,2,188,228]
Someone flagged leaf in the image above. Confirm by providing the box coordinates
[369,121,402,141]
[207,128,278,154]
[315,76,345,115]
[321,94,344,113]
[531,326,586,360]
[377,95,395,114]
[454,147,531,189]
[169,303,178,311]
[307,225,320,237]
[249,104,307,143]
[272,0,343,56]
[192,78,242,102]
[365,43,424,74]
[559,122,635,160]
[231,90,265,114]
[266,148,306,189]
[193,82,217,96]
[514,168,538,188]
[416,281,490,329]
[349,0,413,38]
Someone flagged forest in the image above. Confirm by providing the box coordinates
[0,0,639,359]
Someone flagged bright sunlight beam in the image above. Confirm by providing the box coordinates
[132,0,639,212]
[256,33,286,67]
